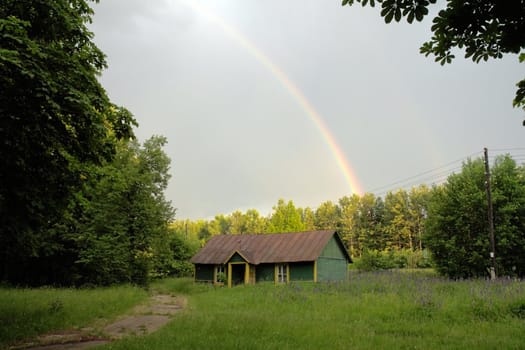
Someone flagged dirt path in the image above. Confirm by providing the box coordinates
[11,294,186,350]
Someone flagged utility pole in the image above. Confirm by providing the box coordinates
[483,148,496,280]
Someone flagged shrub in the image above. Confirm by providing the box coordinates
[354,249,433,271]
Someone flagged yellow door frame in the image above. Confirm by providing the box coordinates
[227,262,250,288]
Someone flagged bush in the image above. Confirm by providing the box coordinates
[170,260,194,277]
[354,249,433,271]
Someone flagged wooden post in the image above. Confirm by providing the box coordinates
[484,147,496,280]
[227,263,232,288]
[245,264,250,284]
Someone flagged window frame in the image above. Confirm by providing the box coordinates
[276,263,288,284]
[215,264,225,283]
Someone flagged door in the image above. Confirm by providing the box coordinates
[230,264,246,286]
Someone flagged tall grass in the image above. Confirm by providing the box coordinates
[105,272,525,350]
[0,285,147,348]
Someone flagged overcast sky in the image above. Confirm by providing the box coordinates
[89,0,524,219]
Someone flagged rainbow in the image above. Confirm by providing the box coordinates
[180,1,363,196]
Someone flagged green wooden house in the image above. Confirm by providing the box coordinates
[190,230,352,287]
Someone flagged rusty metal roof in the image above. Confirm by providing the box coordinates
[190,230,351,265]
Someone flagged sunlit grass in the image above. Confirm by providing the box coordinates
[107,272,525,350]
[0,285,148,347]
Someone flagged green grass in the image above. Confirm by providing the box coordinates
[3,272,525,349]
[104,272,525,350]
[0,284,148,348]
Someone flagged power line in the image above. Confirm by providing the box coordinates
[365,149,525,197]
[488,153,525,159]
[490,147,525,152]
[366,151,482,194]
[374,167,462,197]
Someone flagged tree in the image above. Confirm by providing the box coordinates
[339,194,361,255]
[352,193,385,254]
[243,209,268,233]
[300,207,317,231]
[209,214,231,235]
[408,185,431,250]
[425,156,525,278]
[267,199,306,233]
[151,229,198,278]
[342,0,525,119]
[0,0,136,281]
[75,136,174,286]
[383,189,414,250]
[314,201,341,230]
[490,156,525,276]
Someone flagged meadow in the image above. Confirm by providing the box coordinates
[111,271,525,350]
[2,271,525,349]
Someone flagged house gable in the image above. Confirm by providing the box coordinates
[226,251,249,263]
[317,235,350,282]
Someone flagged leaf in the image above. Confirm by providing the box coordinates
[420,41,433,56]
[415,5,428,21]
[395,7,402,22]
[519,53,525,63]
[407,11,415,24]
[513,79,525,108]
[381,3,396,24]
[384,10,394,23]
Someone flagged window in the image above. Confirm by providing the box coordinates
[215,265,225,283]
[277,264,287,283]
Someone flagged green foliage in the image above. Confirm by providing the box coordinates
[151,230,198,278]
[300,206,317,230]
[342,0,525,119]
[354,249,433,271]
[74,136,175,286]
[5,136,176,286]
[354,249,395,271]
[0,0,137,282]
[267,199,306,233]
[314,201,340,230]
[425,156,525,278]
[243,209,268,233]
[348,193,386,253]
